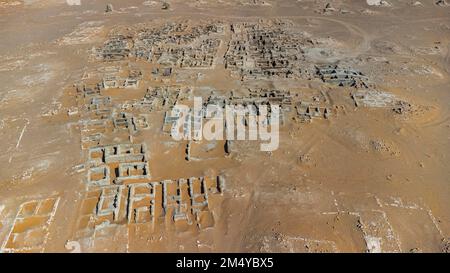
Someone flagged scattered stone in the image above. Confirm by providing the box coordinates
[435,0,448,6]
[442,238,450,253]
[298,154,312,166]
[366,0,391,6]
[162,2,170,10]
[393,127,406,136]
[392,101,412,115]
[409,247,422,253]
